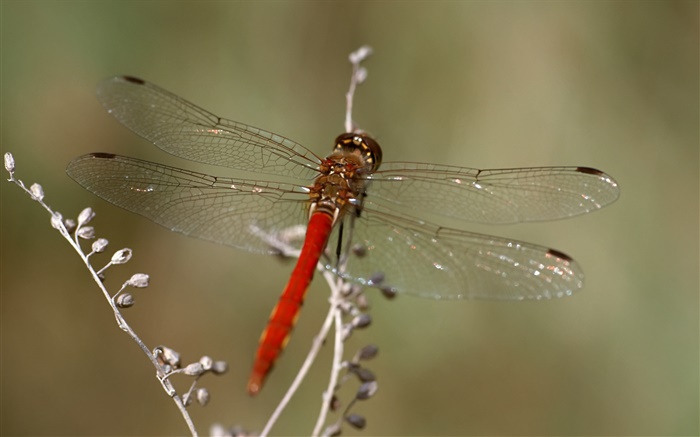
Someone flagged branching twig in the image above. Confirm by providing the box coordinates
[4,152,228,436]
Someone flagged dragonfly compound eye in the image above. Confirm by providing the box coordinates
[334,132,383,171]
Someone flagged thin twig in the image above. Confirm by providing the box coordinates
[345,46,373,133]
[311,274,347,437]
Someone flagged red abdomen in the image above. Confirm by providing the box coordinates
[247,211,335,395]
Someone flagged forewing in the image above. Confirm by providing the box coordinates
[367,163,620,224]
[67,153,311,254]
[96,76,321,180]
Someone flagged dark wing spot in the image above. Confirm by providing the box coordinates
[122,75,145,85]
[90,152,117,159]
[576,166,604,176]
[547,248,573,262]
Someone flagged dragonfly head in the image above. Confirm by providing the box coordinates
[333,133,383,172]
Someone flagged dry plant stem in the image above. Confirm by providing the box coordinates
[345,45,373,133]
[345,72,358,133]
[312,275,347,437]
[5,160,198,436]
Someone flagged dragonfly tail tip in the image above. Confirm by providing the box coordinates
[247,378,262,396]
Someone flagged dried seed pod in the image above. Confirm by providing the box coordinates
[111,248,132,264]
[330,394,341,411]
[380,285,397,300]
[115,293,135,308]
[50,212,63,230]
[340,282,355,297]
[64,218,77,233]
[209,424,228,437]
[349,45,373,64]
[351,243,368,258]
[92,238,109,253]
[349,283,364,296]
[30,183,44,201]
[77,207,95,225]
[212,360,228,375]
[127,273,149,288]
[77,226,95,239]
[156,346,181,368]
[351,313,372,329]
[355,67,368,84]
[355,292,370,310]
[368,271,385,285]
[183,362,204,376]
[356,381,378,400]
[357,344,379,361]
[4,152,15,173]
[199,355,213,371]
[345,413,366,429]
[354,367,376,382]
[196,387,210,406]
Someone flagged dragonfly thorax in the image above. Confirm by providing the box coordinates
[309,162,362,219]
[308,135,379,220]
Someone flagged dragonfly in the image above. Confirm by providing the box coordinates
[67,75,620,395]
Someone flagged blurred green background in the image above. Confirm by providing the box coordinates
[2,1,697,436]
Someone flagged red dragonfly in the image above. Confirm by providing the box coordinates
[67,76,620,395]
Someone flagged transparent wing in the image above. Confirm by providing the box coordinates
[97,76,322,180]
[328,204,584,300]
[67,153,587,301]
[96,76,620,225]
[367,163,620,224]
[78,77,619,301]
[66,153,311,254]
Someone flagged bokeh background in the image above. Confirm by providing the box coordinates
[2,2,697,436]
